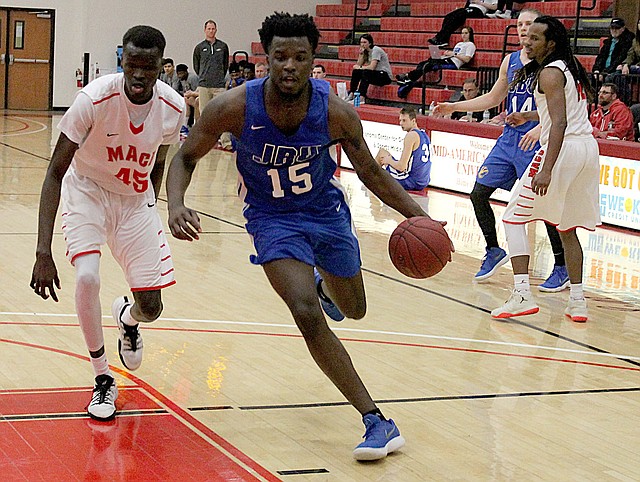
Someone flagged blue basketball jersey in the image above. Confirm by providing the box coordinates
[506,51,538,134]
[385,128,431,190]
[236,78,344,215]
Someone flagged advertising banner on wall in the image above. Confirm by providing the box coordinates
[342,119,640,231]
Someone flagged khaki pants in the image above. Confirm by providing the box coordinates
[197,86,225,113]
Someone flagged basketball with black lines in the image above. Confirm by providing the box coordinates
[388,216,453,279]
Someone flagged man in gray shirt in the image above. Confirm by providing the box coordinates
[193,19,229,115]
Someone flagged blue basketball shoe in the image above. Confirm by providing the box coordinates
[474,247,509,281]
[353,414,406,461]
[314,269,344,322]
[538,265,570,292]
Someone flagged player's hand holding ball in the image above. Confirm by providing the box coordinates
[388,216,454,279]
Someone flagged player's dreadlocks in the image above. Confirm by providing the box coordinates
[259,12,321,54]
[512,15,595,103]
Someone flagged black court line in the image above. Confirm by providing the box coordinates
[0,408,168,422]
[0,141,51,162]
[157,196,246,230]
[362,267,640,369]
[237,387,640,411]
[188,405,234,412]
[277,468,330,475]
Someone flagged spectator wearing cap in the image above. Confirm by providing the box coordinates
[593,18,634,81]
[589,83,634,141]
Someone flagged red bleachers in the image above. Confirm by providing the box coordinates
[249,0,603,107]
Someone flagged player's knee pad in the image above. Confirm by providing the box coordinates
[504,222,530,257]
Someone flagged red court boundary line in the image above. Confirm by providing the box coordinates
[0,337,280,482]
[1,322,638,373]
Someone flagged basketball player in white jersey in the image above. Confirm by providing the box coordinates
[30,26,185,420]
[491,16,600,322]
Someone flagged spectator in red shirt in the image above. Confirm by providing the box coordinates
[589,83,634,140]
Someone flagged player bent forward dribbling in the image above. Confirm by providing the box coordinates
[167,12,451,461]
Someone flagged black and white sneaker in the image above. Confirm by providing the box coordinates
[113,296,143,370]
[428,38,448,48]
[87,374,118,421]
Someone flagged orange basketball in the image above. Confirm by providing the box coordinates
[388,216,453,279]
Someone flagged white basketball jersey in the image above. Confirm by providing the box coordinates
[534,60,592,145]
[58,73,185,195]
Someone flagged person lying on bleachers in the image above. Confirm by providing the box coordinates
[428,0,498,47]
[397,27,475,99]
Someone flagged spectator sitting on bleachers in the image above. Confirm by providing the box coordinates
[160,58,180,91]
[428,0,498,47]
[619,19,640,76]
[592,18,634,82]
[176,64,199,127]
[255,62,269,78]
[450,78,485,122]
[312,64,327,79]
[589,83,634,140]
[243,62,256,81]
[226,62,245,90]
[397,27,475,99]
[346,34,393,104]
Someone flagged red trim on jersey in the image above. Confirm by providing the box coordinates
[93,92,120,105]
[160,243,166,249]
[516,203,532,209]
[514,213,531,217]
[161,255,171,262]
[161,268,175,277]
[159,96,182,113]
[131,279,176,292]
[129,121,144,135]
[157,230,163,235]
[70,250,102,264]
[520,194,534,201]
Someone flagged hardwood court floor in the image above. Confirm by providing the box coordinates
[0,113,639,481]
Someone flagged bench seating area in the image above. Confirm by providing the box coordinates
[249,0,612,107]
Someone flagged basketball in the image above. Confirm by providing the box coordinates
[388,216,453,279]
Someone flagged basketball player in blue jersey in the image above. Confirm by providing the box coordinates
[167,13,447,461]
[375,106,432,190]
[434,9,569,291]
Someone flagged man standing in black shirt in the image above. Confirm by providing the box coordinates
[193,20,229,116]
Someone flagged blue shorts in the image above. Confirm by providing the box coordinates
[384,164,431,191]
[476,127,539,191]
[244,204,361,278]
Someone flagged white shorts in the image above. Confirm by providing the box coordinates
[61,167,175,291]
[503,136,601,232]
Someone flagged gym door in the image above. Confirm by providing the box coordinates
[0,8,54,110]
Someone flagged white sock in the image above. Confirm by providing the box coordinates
[120,304,139,327]
[569,283,584,300]
[514,274,531,293]
[90,353,111,377]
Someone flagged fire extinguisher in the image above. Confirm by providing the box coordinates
[76,68,83,88]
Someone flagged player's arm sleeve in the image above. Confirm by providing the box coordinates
[56,92,94,146]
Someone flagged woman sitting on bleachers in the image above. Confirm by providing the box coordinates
[396,27,476,99]
[346,34,393,104]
